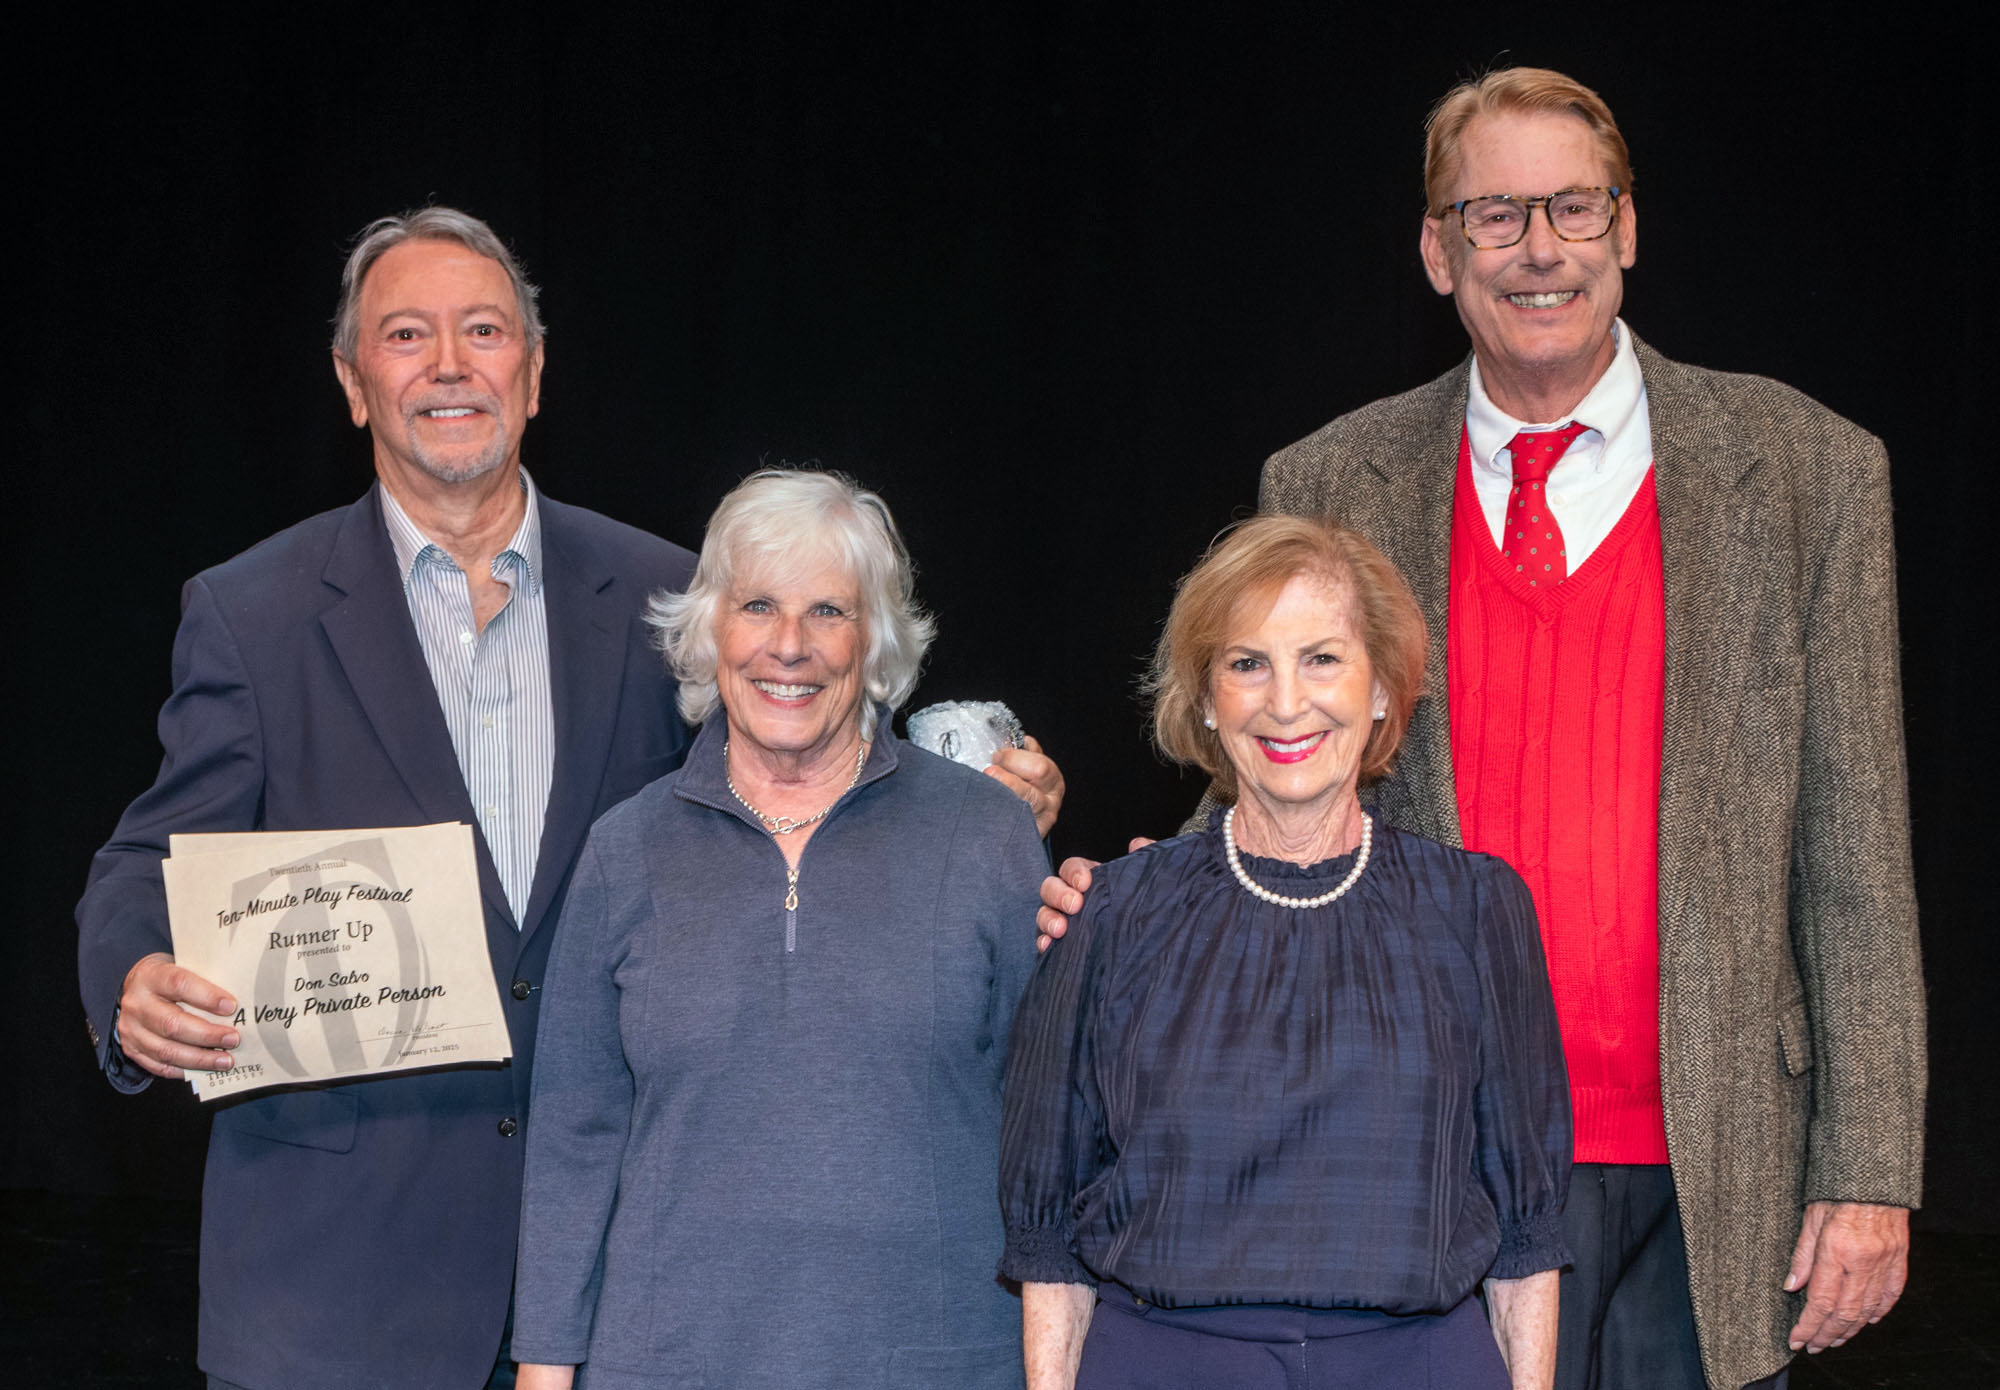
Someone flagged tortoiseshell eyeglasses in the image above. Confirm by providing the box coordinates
[1441,186,1622,250]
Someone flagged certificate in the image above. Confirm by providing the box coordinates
[162,822,512,1101]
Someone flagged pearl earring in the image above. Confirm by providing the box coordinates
[1372,709,1386,721]
[1203,716,1217,730]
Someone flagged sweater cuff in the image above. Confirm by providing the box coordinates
[1489,1209,1571,1280]
[999,1222,1094,1286]
[506,1343,586,1371]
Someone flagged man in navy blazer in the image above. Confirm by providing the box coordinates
[75,208,700,1390]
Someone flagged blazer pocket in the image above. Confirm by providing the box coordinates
[887,1339,1021,1390]
[1777,998,1814,1077]
[212,1086,359,1153]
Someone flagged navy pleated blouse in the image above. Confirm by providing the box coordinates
[998,821,1573,1312]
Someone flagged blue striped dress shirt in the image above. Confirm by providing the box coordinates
[379,474,554,926]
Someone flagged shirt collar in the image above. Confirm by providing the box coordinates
[378,469,545,596]
[1465,318,1648,480]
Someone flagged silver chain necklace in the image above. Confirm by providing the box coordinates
[1221,805,1372,909]
[725,738,869,914]
[723,737,868,835]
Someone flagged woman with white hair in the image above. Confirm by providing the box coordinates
[510,469,1047,1390]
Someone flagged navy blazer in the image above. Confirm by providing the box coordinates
[76,484,694,1390]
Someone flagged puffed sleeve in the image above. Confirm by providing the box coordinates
[510,838,634,1365]
[996,879,1114,1286]
[1470,856,1574,1279]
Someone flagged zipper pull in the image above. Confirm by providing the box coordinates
[785,864,800,953]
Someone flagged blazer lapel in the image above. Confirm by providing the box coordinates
[1364,361,1468,845]
[520,499,636,945]
[1638,338,1770,934]
[317,488,515,930]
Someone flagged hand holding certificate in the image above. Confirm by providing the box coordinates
[162,823,512,1100]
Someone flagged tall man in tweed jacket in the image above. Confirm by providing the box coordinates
[1267,69,1924,1390]
[1041,67,1924,1390]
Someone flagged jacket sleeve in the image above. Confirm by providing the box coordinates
[1260,434,1336,518]
[1791,430,1926,1206]
[75,574,267,1091]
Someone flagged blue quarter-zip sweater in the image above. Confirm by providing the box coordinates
[512,710,1045,1389]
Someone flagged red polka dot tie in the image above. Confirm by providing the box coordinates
[1502,422,1588,586]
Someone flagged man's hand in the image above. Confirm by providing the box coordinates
[1033,839,1152,950]
[117,953,239,1080]
[986,735,1066,838]
[1035,858,1097,951]
[1785,1200,1910,1353]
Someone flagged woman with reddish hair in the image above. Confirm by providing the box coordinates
[1001,514,1571,1390]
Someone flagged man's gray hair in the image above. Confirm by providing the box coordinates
[648,469,936,741]
[331,206,545,360]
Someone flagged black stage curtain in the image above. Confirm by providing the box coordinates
[12,8,1990,1231]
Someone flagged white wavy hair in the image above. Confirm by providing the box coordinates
[647,469,936,739]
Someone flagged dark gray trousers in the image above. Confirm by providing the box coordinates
[1558,1162,1789,1390]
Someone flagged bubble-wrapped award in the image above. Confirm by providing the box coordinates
[906,700,1026,769]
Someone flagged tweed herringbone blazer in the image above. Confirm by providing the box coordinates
[1246,335,1926,1387]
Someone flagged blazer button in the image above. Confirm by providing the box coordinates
[498,1117,518,1138]
[511,979,532,1000]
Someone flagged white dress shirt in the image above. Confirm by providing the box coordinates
[1465,319,1655,568]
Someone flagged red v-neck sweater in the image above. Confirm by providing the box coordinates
[1447,431,1670,1164]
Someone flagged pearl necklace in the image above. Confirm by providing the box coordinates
[724,738,868,835]
[1221,805,1372,909]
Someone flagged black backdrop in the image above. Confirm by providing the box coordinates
[12,8,1992,1233]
